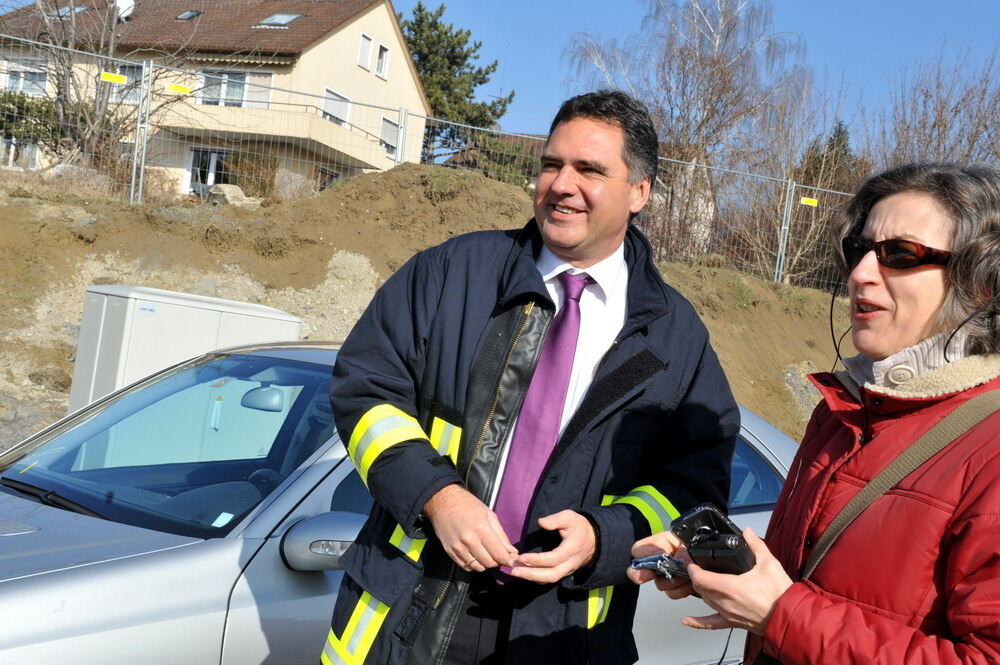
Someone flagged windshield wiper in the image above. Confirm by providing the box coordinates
[0,476,107,520]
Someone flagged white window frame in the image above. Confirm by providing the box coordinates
[322,88,351,127]
[5,58,48,96]
[113,63,143,105]
[199,70,248,107]
[379,116,399,157]
[375,44,390,79]
[358,33,372,70]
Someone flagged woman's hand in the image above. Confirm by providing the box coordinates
[683,527,792,635]
[627,530,695,599]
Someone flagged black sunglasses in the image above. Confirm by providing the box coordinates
[841,236,952,270]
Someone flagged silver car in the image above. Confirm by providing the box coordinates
[0,343,796,665]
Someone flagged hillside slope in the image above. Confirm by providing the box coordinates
[0,163,850,449]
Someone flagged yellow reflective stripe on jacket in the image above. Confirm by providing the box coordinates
[614,485,680,533]
[389,523,427,561]
[587,585,615,628]
[429,416,461,464]
[321,591,390,665]
[612,485,680,534]
[348,404,428,483]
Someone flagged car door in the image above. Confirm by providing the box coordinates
[220,445,372,665]
[633,435,786,665]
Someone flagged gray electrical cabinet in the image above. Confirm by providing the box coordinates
[68,285,303,412]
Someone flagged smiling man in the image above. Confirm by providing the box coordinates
[322,91,739,665]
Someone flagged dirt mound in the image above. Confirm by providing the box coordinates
[268,163,532,277]
[663,262,854,437]
[0,161,848,451]
[0,164,532,449]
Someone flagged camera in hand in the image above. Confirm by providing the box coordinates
[670,503,755,575]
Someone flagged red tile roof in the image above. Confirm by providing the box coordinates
[1,0,383,56]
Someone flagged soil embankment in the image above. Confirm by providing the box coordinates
[0,163,850,450]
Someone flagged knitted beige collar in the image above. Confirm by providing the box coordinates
[837,353,1000,400]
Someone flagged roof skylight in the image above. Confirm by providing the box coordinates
[176,9,203,20]
[53,5,88,18]
[257,13,302,26]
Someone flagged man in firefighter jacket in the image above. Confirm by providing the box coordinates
[322,91,739,665]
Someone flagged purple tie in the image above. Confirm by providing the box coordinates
[494,271,591,550]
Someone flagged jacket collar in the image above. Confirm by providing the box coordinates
[497,220,671,335]
[810,353,1000,421]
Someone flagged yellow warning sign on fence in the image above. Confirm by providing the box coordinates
[99,71,126,85]
[799,197,819,207]
[166,83,192,95]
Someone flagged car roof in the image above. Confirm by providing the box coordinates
[217,341,340,367]
[738,405,798,474]
[213,344,800,471]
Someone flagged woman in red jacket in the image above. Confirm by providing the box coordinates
[631,163,1000,664]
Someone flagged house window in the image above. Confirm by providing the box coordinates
[376,45,389,78]
[114,63,143,104]
[244,72,272,109]
[201,71,246,107]
[257,13,301,27]
[176,9,202,20]
[358,34,372,69]
[190,148,232,195]
[0,137,39,170]
[5,59,47,96]
[323,89,350,126]
[51,5,87,18]
[380,117,399,157]
[315,166,340,192]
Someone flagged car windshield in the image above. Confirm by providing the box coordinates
[0,353,335,539]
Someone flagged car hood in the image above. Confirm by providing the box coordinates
[0,492,199,582]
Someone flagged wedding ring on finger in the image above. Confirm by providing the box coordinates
[465,557,478,568]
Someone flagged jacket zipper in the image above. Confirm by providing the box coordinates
[433,300,535,610]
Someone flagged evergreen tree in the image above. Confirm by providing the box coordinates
[400,2,514,162]
[794,120,870,194]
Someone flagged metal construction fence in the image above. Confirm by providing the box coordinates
[0,33,851,291]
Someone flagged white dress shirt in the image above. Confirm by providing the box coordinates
[488,242,629,505]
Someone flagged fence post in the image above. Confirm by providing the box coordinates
[773,178,795,283]
[396,107,408,165]
[128,59,153,204]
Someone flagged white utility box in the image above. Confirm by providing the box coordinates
[68,285,302,412]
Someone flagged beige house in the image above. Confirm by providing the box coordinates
[0,0,431,197]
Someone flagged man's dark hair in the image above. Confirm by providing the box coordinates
[548,90,659,184]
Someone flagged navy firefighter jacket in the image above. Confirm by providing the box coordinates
[324,221,739,665]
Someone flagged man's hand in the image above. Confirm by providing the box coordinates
[508,510,596,583]
[423,484,517,572]
[627,530,695,599]
[682,528,792,635]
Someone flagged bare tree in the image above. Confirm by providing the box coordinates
[568,0,814,261]
[864,47,1000,168]
[0,0,208,188]
[568,0,809,165]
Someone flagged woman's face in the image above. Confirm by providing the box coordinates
[849,191,953,361]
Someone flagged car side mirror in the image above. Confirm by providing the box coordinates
[242,386,284,412]
[280,511,367,571]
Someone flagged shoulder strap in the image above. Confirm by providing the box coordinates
[802,389,1000,579]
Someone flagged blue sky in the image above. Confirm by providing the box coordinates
[392,0,1000,135]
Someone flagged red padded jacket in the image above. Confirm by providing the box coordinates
[746,355,1000,665]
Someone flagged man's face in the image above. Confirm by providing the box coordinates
[533,117,651,268]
